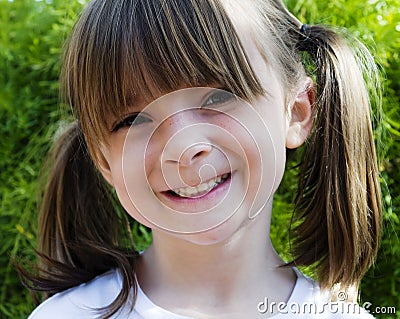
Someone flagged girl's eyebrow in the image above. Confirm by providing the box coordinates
[125,92,142,109]
[123,93,155,114]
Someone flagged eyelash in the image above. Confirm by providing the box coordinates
[201,89,237,107]
[112,113,152,132]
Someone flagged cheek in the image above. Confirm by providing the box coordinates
[223,100,287,216]
[246,131,286,217]
[260,111,287,192]
[259,109,287,196]
[205,104,286,217]
[108,140,155,228]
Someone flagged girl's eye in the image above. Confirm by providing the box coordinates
[112,113,152,132]
[201,90,237,108]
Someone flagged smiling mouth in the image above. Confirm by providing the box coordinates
[166,173,231,198]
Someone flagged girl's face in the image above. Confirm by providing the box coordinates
[98,18,312,245]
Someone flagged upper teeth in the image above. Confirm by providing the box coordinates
[173,173,229,198]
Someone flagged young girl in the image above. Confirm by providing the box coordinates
[23,0,381,318]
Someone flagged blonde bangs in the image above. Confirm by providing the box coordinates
[61,0,264,154]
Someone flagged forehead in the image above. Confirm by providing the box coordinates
[131,0,274,103]
[221,0,282,91]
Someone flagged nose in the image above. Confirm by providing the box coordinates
[178,143,213,166]
[157,110,213,166]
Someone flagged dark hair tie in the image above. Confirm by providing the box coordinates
[297,24,312,52]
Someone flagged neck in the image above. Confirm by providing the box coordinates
[136,210,296,318]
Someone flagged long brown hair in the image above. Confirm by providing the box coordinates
[256,0,382,299]
[20,0,381,316]
[290,25,382,299]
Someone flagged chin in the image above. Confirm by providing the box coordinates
[177,215,248,246]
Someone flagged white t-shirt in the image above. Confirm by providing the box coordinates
[28,268,374,318]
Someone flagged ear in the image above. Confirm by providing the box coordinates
[286,78,315,149]
[95,146,115,187]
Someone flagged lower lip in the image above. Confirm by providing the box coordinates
[160,173,233,205]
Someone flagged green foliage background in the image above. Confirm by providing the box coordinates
[0,0,399,318]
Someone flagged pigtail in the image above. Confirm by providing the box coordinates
[20,122,138,318]
[291,25,382,298]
